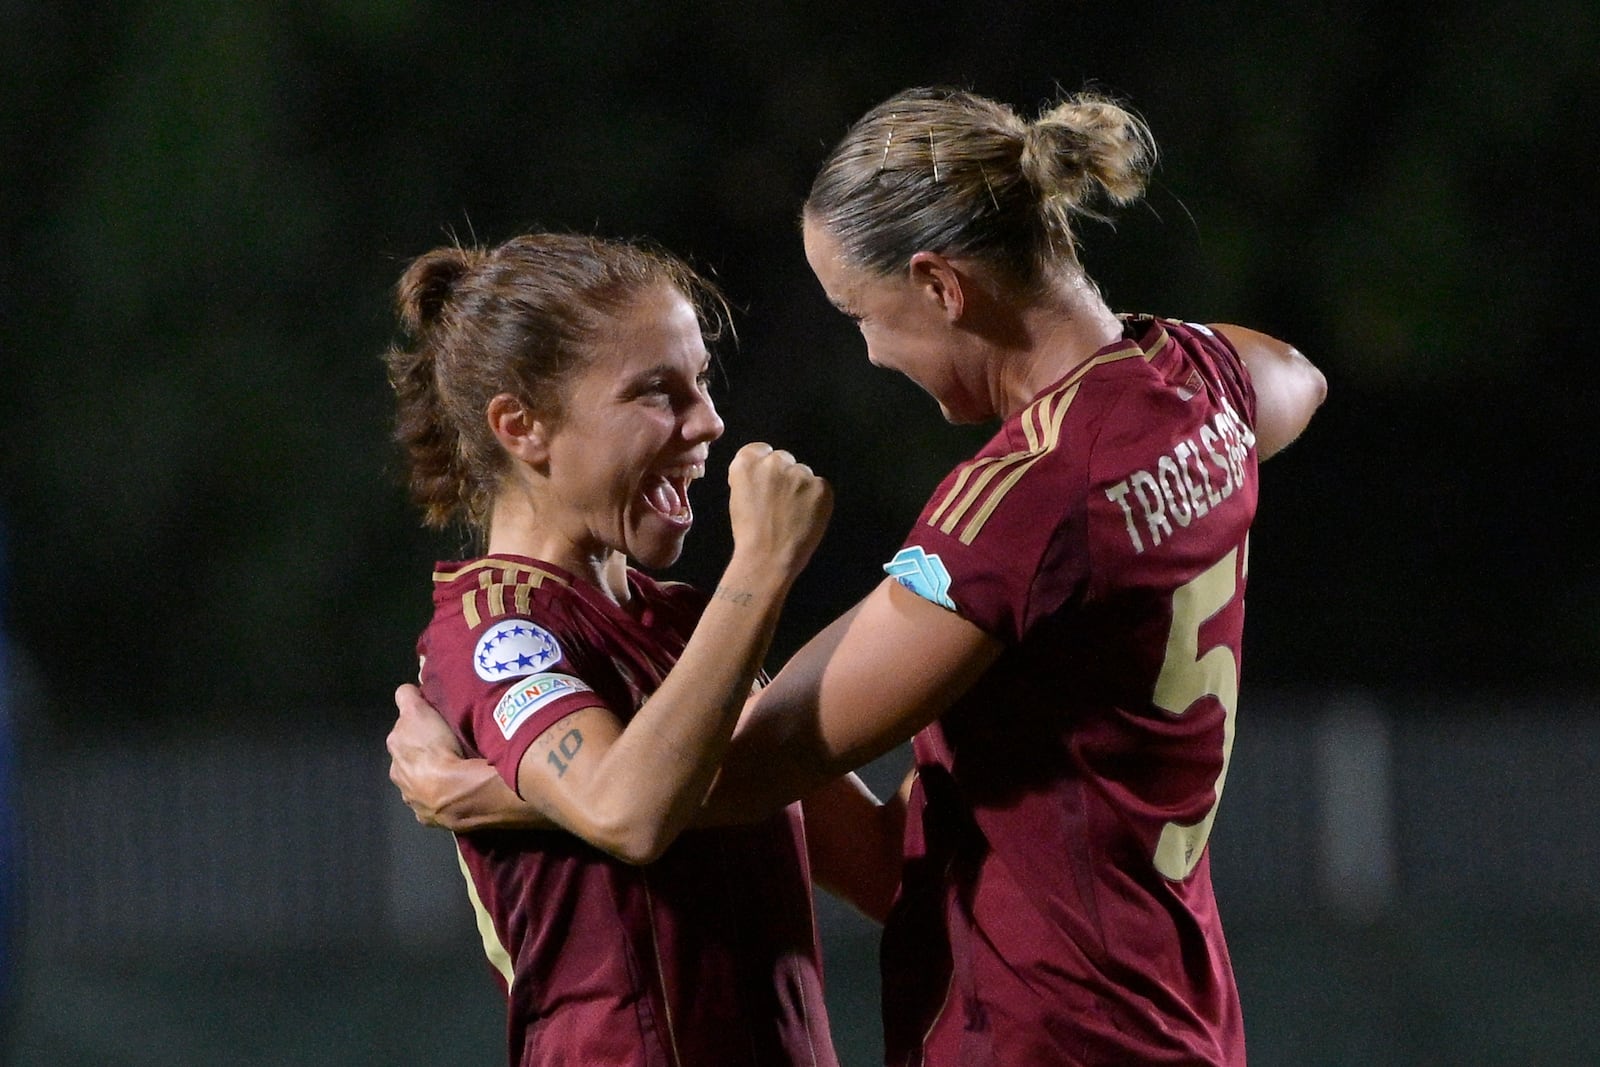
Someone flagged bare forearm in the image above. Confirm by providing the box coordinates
[566,557,796,858]
[803,772,907,924]
[699,604,863,823]
[702,579,1003,825]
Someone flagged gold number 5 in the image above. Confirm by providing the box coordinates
[1151,543,1242,881]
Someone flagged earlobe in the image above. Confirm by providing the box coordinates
[909,251,965,322]
[487,393,551,466]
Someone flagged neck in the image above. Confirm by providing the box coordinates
[486,486,631,605]
[991,275,1121,418]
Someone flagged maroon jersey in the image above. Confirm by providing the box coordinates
[880,318,1258,1066]
[418,555,838,1067]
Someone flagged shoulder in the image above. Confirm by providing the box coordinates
[424,557,588,685]
[1203,323,1326,460]
[432,550,576,607]
[428,557,587,652]
[1103,316,1259,429]
[627,569,710,626]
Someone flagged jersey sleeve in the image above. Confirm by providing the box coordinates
[425,612,609,796]
[1174,320,1258,434]
[887,413,1090,646]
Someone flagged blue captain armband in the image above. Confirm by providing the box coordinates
[883,546,958,611]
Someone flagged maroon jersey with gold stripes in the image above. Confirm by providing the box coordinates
[881,317,1257,1066]
[417,556,837,1067]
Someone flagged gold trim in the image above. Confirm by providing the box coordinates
[455,844,514,987]
[957,383,1079,544]
[640,874,684,1066]
[434,560,571,629]
[431,558,571,586]
[927,344,1147,543]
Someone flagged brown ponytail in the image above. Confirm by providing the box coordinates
[385,246,480,529]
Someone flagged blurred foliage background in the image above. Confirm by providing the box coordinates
[2,3,1598,1063]
[4,0,1595,735]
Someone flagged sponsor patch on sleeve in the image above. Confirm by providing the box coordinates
[492,672,594,740]
[473,619,563,682]
[883,545,957,611]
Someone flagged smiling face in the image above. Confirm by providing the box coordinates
[802,217,983,423]
[533,284,724,574]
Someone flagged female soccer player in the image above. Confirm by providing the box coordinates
[391,86,1327,1065]
[383,232,883,1067]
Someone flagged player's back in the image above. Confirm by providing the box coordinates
[887,317,1258,1066]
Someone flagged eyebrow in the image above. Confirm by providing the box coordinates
[622,360,712,389]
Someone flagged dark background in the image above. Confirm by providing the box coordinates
[2,2,1597,1065]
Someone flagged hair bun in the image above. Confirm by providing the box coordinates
[1027,94,1156,209]
[396,247,476,336]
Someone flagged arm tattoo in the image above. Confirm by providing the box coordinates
[714,585,754,606]
[545,728,584,777]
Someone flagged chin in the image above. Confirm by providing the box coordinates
[633,534,688,572]
[937,402,980,425]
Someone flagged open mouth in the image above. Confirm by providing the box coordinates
[643,463,703,526]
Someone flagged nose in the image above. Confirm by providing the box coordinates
[683,389,725,444]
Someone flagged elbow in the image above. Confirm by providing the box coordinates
[1307,360,1329,410]
[608,833,670,867]
[1294,349,1329,424]
[1257,364,1328,461]
[586,810,678,866]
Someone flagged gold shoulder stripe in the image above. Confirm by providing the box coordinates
[928,342,1149,543]
[928,385,1053,532]
[956,382,1081,544]
[933,454,1028,535]
[928,455,997,531]
[431,558,570,586]
[483,569,508,619]
[432,559,569,630]
[931,386,1057,538]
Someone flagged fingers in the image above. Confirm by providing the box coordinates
[387,682,463,826]
[729,441,819,482]
[726,440,834,573]
[728,442,829,510]
[729,440,806,476]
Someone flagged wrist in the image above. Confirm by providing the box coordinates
[716,555,796,605]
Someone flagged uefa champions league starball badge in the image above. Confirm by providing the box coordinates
[473,619,563,682]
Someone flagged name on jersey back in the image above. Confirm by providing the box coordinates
[1102,397,1256,555]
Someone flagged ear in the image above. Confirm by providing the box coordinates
[486,393,552,468]
[908,251,966,322]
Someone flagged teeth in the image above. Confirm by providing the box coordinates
[645,464,699,522]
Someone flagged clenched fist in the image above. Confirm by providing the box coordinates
[726,441,833,578]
